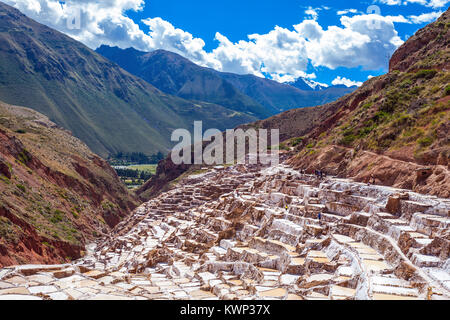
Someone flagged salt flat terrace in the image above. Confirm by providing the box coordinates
[0,162,449,300]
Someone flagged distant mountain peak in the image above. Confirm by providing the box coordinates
[288,77,357,91]
[290,77,329,91]
[96,46,356,113]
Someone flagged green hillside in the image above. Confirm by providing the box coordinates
[0,2,257,157]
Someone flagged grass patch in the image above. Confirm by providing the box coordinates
[409,86,423,95]
[417,136,434,148]
[16,184,26,193]
[444,85,450,96]
[340,134,357,146]
[126,164,157,174]
[17,149,31,165]
[101,200,117,211]
[361,102,373,110]
[0,175,11,184]
[50,209,64,224]
[71,209,79,219]
[400,79,413,88]
[290,137,304,147]
[414,69,437,80]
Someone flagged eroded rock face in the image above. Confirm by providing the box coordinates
[0,160,449,300]
[0,102,138,267]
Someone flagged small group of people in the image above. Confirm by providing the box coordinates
[299,168,326,179]
[314,169,326,179]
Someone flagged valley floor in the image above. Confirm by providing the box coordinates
[0,160,449,300]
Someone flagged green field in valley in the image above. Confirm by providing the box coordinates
[126,164,157,174]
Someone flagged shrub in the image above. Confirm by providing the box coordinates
[409,86,422,95]
[431,86,440,94]
[417,136,434,147]
[340,134,357,146]
[392,114,413,127]
[16,184,26,192]
[50,210,64,223]
[358,126,374,138]
[361,102,373,110]
[380,89,405,113]
[373,111,391,123]
[290,137,304,146]
[101,200,117,211]
[71,210,79,219]
[342,127,354,137]
[414,69,437,80]
[444,85,450,96]
[0,175,10,184]
[400,79,412,88]
[17,150,31,164]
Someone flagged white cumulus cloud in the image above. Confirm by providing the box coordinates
[294,15,403,70]
[409,11,443,23]
[3,0,429,84]
[337,9,359,15]
[305,6,320,20]
[332,76,363,87]
[378,0,449,8]
[212,26,310,79]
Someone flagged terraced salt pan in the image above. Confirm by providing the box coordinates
[372,276,413,288]
[330,285,356,298]
[372,284,419,297]
[362,260,391,272]
[1,162,449,300]
[0,294,42,300]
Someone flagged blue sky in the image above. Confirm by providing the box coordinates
[125,0,446,85]
[126,0,423,50]
[5,0,449,86]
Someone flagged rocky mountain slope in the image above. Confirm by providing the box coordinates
[219,72,356,113]
[140,9,449,201]
[0,2,257,157]
[237,9,450,198]
[280,9,450,198]
[0,101,138,267]
[96,46,355,114]
[95,46,273,118]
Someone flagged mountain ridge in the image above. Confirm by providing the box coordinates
[96,45,356,114]
[0,1,259,157]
